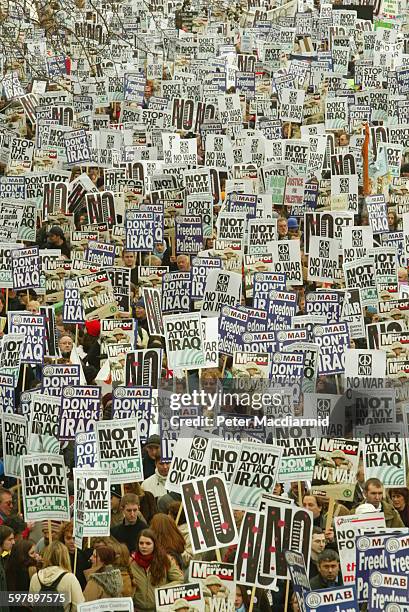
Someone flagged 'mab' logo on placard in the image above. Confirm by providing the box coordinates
[358,354,372,376]
[188,436,209,462]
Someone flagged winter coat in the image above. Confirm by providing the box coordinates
[131,556,184,612]
[83,565,123,601]
[29,566,84,612]
[142,469,168,498]
[119,568,136,598]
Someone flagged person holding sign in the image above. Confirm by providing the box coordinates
[131,529,184,612]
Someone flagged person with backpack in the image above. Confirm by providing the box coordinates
[29,541,84,612]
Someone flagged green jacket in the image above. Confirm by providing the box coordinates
[382,500,405,528]
[131,556,184,612]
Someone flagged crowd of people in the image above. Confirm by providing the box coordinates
[0,0,408,609]
[1,444,408,611]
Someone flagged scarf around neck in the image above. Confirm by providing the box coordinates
[132,550,154,570]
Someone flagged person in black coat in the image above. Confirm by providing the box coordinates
[110,494,145,554]
[309,550,343,590]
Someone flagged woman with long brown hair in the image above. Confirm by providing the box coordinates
[6,539,40,594]
[131,529,183,612]
[150,513,186,569]
[109,539,137,597]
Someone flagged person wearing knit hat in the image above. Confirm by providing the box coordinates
[287,217,300,238]
[35,521,61,554]
[85,319,101,337]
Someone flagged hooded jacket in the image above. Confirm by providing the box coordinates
[83,566,123,601]
[29,566,84,612]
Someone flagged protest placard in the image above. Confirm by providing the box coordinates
[162,272,191,314]
[96,418,143,484]
[0,243,19,288]
[182,474,237,555]
[9,313,45,365]
[334,513,386,586]
[77,599,134,612]
[234,510,276,589]
[86,241,115,268]
[308,236,339,284]
[164,313,205,370]
[73,475,85,550]
[313,323,350,375]
[201,270,242,317]
[112,386,151,443]
[125,348,162,388]
[259,498,313,581]
[189,561,236,612]
[28,392,61,454]
[270,240,303,286]
[312,437,360,501]
[186,194,213,238]
[366,195,389,234]
[219,306,247,356]
[275,435,316,482]
[59,386,102,441]
[0,374,15,414]
[175,216,204,254]
[21,454,70,521]
[155,583,205,612]
[64,129,92,165]
[229,442,282,510]
[363,429,405,487]
[285,551,310,612]
[77,270,118,320]
[266,290,298,331]
[11,246,40,290]
[73,468,110,536]
[42,364,81,398]
[2,413,27,478]
[304,587,358,612]
[125,210,156,251]
[367,571,409,612]
[0,334,24,384]
[75,432,97,469]
[166,428,214,494]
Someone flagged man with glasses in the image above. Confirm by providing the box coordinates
[0,487,33,539]
[110,493,146,553]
